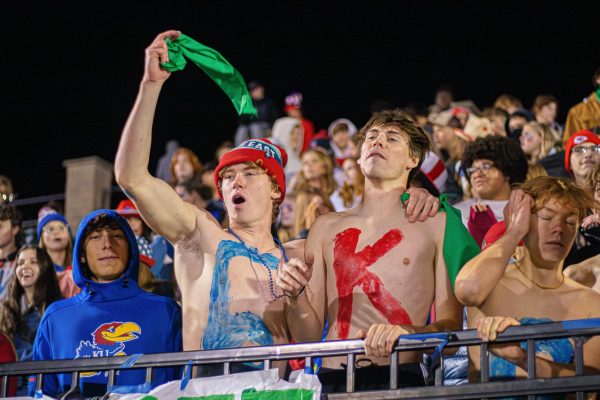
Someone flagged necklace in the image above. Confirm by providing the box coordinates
[227,228,288,302]
[514,260,565,290]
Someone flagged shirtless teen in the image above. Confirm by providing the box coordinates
[455,176,600,382]
[279,110,464,391]
[114,30,307,375]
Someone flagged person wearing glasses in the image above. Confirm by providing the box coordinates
[564,129,600,188]
[454,136,528,230]
[561,132,600,268]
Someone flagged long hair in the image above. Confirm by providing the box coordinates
[0,246,63,337]
[292,149,337,196]
[338,158,365,208]
[523,122,562,165]
[39,229,73,268]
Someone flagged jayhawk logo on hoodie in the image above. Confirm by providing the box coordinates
[75,322,141,377]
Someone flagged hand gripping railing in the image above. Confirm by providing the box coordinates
[1,318,600,399]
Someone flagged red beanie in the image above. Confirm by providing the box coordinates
[564,130,600,174]
[214,139,288,201]
[115,199,140,218]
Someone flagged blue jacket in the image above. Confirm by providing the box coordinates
[30,209,182,397]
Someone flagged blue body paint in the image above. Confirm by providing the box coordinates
[202,240,280,350]
[489,317,574,400]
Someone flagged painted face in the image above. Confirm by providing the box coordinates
[358,124,417,180]
[333,129,350,149]
[432,125,454,151]
[41,220,69,251]
[0,219,17,250]
[16,248,41,289]
[537,103,557,125]
[519,125,542,156]
[570,142,600,182]
[301,152,326,180]
[525,199,579,265]
[174,154,194,183]
[220,163,279,224]
[342,158,360,184]
[84,228,129,283]
[468,159,510,200]
[125,216,144,237]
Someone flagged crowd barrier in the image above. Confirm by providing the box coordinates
[1,319,600,399]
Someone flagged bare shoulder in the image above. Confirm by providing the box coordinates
[175,206,227,251]
[283,239,306,261]
[420,211,447,241]
[565,279,600,316]
[310,210,352,234]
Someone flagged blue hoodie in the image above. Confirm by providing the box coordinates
[30,209,182,397]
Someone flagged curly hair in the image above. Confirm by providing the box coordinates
[0,245,62,338]
[460,135,528,185]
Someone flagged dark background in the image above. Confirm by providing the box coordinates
[1,1,599,205]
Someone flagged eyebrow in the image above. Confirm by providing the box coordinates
[367,128,402,135]
[539,207,578,217]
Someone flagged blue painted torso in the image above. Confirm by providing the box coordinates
[490,317,574,400]
[202,240,281,350]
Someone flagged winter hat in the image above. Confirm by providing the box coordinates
[37,208,71,240]
[115,199,140,218]
[284,91,303,112]
[564,130,600,174]
[214,138,288,201]
[328,118,358,138]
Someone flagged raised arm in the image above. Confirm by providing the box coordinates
[455,190,532,307]
[114,30,210,243]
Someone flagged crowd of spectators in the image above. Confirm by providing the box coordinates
[0,60,599,397]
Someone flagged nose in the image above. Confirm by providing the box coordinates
[100,232,114,248]
[550,220,565,236]
[231,172,245,188]
[371,132,385,148]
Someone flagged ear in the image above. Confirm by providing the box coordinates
[271,190,282,201]
[406,154,419,170]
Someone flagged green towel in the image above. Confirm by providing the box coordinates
[161,33,258,117]
[401,193,480,289]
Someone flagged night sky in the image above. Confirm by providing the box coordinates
[2,1,599,215]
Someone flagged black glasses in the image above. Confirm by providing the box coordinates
[466,162,495,178]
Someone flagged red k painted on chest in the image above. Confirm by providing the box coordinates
[333,227,413,339]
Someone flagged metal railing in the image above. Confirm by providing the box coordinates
[1,319,600,399]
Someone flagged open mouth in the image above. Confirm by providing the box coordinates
[232,194,246,205]
[546,241,564,248]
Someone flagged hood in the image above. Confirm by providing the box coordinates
[72,209,140,291]
[271,117,303,175]
[327,118,357,138]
